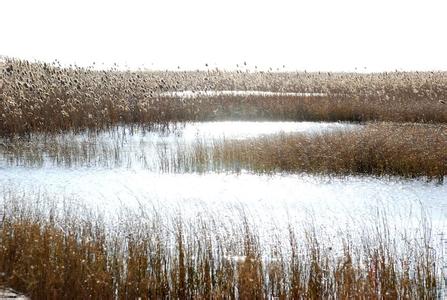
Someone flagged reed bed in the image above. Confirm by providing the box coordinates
[187,123,447,181]
[0,193,442,299]
[2,58,447,136]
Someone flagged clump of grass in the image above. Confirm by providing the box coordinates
[0,193,442,298]
[2,58,447,136]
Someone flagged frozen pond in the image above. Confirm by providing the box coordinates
[1,169,446,230]
[0,121,445,245]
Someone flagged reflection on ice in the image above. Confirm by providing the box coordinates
[0,121,359,169]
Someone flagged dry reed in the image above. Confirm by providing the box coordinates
[2,58,447,136]
[0,193,442,299]
[185,123,447,181]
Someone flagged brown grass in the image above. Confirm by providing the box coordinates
[177,123,446,181]
[0,194,441,299]
[1,58,447,136]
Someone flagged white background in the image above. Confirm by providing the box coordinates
[1,0,447,72]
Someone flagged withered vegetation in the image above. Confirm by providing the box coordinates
[0,195,440,299]
[1,58,447,136]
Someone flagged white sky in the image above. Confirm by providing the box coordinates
[1,0,447,72]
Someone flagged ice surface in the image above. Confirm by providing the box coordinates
[1,169,445,234]
[178,121,355,140]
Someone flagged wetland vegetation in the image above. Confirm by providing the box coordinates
[1,57,446,298]
[0,194,440,299]
[1,58,447,136]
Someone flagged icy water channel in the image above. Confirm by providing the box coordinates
[0,121,446,239]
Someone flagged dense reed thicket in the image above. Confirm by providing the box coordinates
[1,58,447,136]
[181,123,447,180]
[0,194,441,299]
